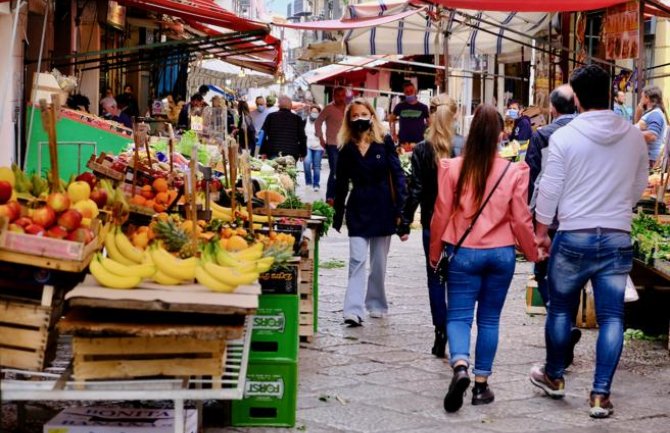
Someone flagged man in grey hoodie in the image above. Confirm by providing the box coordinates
[529,65,648,419]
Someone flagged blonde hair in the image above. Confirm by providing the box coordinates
[427,94,457,161]
[337,98,385,148]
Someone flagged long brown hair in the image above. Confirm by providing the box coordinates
[453,104,503,216]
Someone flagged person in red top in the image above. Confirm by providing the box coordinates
[429,104,540,413]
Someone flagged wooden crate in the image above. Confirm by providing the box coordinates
[0,285,61,371]
[299,258,314,343]
[72,335,227,387]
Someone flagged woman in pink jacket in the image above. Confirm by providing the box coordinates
[429,104,540,413]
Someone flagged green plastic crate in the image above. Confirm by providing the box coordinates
[250,294,299,362]
[231,360,298,427]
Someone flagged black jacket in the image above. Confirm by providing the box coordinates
[399,141,438,235]
[526,114,576,202]
[333,136,407,237]
[261,109,307,159]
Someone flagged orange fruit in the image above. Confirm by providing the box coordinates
[144,199,155,209]
[153,202,166,213]
[132,231,149,249]
[141,185,154,200]
[146,226,156,240]
[236,227,248,237]
[155,191,169,205]
[221,227,234,239]
[218,238,229,250]
[152,178,169,193]
[131,195,146,206]
[226,235,248,251]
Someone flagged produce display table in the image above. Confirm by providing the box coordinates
[1,317,253,433]
[630,259,670,352]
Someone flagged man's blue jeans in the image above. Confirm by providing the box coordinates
[325,145,339,201]
[303,148,324,188]
[545,229,632,395]
[445,244,516,377]
[422,228,446,330]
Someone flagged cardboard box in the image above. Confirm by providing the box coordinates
[43,407,197,433]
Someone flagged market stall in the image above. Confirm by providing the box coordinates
[1,96,327,430]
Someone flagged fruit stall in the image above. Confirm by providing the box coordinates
[1,99,328,431]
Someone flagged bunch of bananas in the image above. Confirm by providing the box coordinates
[89,252,156,289]
[195,242,271,293]
[104,225,146,265]
[210,201,271,224]
[149,246,197,285]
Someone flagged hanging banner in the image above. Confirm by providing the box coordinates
[602,1,640,60]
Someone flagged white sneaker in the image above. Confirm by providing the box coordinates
[369,310,386,319]
[314,186,320,192]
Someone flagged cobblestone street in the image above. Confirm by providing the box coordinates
[225,226,670,433]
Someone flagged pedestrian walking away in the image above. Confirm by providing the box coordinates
[315,87,346,204]
[399,94,461,359]
[526,84,582,368]
[260,95,307,161]
[429,104,540,414]
[634,85,668,167]
[390,81,430,151]
[531,64,648,419]
[333,98,407,327]
[236,100,257,155]
[304,105,324,191]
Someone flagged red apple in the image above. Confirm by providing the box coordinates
[6,201,22,220]
[14,216,32,228]
[57,209,83,231]
[24,223,45,236]
[75,172,97,190]
[0,180,12,205]
[0,204,18,222]
[210,179,223,192]
[8,223,24,233]
[89,188,108,209]
[67,227,94,244]
[46,226,68,239]
[32,206,56,228]
[46,192,70,213]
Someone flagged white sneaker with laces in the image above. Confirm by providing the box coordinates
[369,310,386,319]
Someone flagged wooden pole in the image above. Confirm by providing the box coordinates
[39,95,61,192]
[637,0,646,102]
[443,29,450,94]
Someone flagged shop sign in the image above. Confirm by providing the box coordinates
[245,376,285,399]
[602,1,640,60]
[106,1,126,29]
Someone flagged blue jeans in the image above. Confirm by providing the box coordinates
[325,145,339,200]
[303,148,324,187]
[422,228,447,330]
[445,245,516,377]
[545,230,632,395]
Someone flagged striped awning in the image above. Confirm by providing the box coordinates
[337,0,548,57]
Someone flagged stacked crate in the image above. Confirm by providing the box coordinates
[299,258,315,343]
[233,264,299,427]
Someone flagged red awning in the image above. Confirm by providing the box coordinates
[429,0,626,12]
[116,0,281,74]
[118,0,267,32]
[272,7,424,30]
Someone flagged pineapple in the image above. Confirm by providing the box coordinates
[153,220,189,253]
[178,241,198,259]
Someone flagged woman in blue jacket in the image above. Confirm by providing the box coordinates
[333,98,407,327]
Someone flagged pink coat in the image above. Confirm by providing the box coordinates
[429,157,539,266]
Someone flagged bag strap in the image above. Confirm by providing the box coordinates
[448,160,512,260]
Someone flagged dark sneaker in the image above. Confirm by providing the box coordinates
[529,365,565,399]
[589,393,614,418]
[444,366,471,413]
[343,315,362,327]
[564,328,582,368]
[471,383,495,406]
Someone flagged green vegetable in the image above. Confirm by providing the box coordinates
[277,192,305,210]
[312,199,335,236]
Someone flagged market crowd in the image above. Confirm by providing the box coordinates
[323,64,656,420]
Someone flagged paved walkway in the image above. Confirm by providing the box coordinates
[224,166,670,433]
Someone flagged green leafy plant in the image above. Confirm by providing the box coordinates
[312,199,335,235]
[321,259,345,269]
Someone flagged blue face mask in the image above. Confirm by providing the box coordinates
[405,95,417,103]
[506,108,519,119]
[257,105,266,113]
